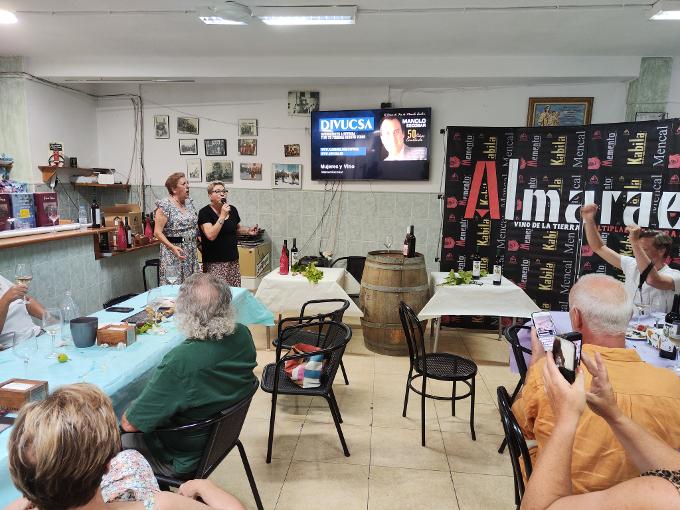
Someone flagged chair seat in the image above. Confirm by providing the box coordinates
[416,353,477,381]
[261,363,328,396]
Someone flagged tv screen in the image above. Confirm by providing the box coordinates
[311,107,431,181]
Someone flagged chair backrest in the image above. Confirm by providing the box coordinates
[504,325,532,381]
[497,385,533,502]
[300,298,350,324]
[331,256,366,284]
[399,301,427,372]
[194,379,259,478]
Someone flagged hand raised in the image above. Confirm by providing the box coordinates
[580,203,598,221]
[581,351,619,421]
[625,223,642,242]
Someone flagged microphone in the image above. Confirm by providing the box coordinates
[221,198,227,204]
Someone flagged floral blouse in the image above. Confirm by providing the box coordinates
[101,449,160,510]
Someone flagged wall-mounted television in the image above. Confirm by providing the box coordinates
[311,107,431,181]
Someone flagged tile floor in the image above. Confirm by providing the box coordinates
[209,325,519,510]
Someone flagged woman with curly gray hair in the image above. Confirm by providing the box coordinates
[120,273,257,479]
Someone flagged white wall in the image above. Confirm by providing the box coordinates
[24,80,99,183]
[95,80,628,193]
[668,58,680,119]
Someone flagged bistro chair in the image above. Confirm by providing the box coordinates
[261,320,352,463]
[498,324,532,454]
[399,301,477,446]
[273,299,351,385]
[497,385,533,508]
[152,379,263,510]
[142,258,160,291]
[330,256,366,292]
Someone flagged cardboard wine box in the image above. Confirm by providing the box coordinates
[101,204,143,234]
[238,241,271,277]
[97,323,137,347]
[8,193,36,229]
[33,192,59,227]
[0,379,48,411]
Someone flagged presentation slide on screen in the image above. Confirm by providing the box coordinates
[311,107,431,181]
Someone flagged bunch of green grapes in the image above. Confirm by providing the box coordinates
[302,263,324,284]
[441,269,488,286]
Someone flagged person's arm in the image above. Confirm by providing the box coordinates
[176,479,246,510]
[0,284,28,331]
[581,352,680,472]
[154,207,186,261]
[25,295,45,320]
[581,203,622,269]
[200,203,230,241]
[626,224,676,291]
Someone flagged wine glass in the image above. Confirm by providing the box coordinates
[46,204,59,232]
[165,267,179,286]
[146,287,174,324]
[633,290,649,326]
[384,234,393,251]
[11,332,38,375]
[650,295,667,329]
[42,308,64,359]
[14,263,32,305]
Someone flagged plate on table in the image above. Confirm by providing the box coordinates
[625,328,648,341]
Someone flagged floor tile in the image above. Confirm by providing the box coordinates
[443,432,512,476]
[293,422,371,465]
[451,472,516,510]
[436,402,504,437]
[371,426,449,471]
[239,417,303,461]
[368,465,459,510]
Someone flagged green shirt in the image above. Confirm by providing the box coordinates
[126,323,257,474]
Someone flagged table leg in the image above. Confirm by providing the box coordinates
[498,316,502,341]
[430,319,435,338]
[433,317,441,353]
[266,326,271,351]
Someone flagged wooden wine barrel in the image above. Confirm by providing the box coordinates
[360,251,430,356]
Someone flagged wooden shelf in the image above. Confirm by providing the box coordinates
[97,240,160,259]
[38,165,116,186]
[0,227,114,251]
[73,182,130,190]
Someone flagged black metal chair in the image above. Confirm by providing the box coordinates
[497,385,533,508]
[498,324,532,454]
[273,299,351,385]
[143,258,160,291]
[261,320,352,463]
[103,294,138,309]
[152,380,263,510]
[399,301,477,446]
[330,256,366,293]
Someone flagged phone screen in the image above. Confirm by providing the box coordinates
[552,336,581,383]
[531,311,556,351]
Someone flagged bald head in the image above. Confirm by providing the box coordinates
[569,273,632,339]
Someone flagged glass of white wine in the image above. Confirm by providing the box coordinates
[14,263,33,305]
[42,308,63,359]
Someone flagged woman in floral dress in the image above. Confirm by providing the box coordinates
[154,172,199,285]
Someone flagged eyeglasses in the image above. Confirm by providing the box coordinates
[211,189,227,194]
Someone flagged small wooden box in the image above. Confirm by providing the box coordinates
[97,323,137,347]
[0,379,49,411]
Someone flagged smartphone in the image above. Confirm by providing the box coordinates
[531,311,557,351]
[0,415,15,426]
[552,335,582,384]
[106,306,134,313]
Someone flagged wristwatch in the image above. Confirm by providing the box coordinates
[218,218,225,225]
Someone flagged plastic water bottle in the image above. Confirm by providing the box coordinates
[61,290,80,343]
[78,205,88,226]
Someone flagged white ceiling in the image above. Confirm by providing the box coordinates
[0,0,679,80]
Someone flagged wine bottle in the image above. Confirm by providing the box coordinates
[403,225,416,258]
[472,249,481,280]
[124,217,133,247]
[290,238,299,270]
[144,213,153,238]
[99,216,110,252]
[91,197,101,228]
[116,219,127,250]
[150,211,155,233]
[280,239,289,275]
[493,251,503,286]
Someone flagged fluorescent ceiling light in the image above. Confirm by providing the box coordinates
[0,9,18,24]
[650,0,680,19]
[253,5,356,25]
[198,3,250,25]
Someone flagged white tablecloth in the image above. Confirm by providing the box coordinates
[255,267,363,317]
[417,272,540,320]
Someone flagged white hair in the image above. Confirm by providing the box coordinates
[174,273,235,340]
[569,273,633,337]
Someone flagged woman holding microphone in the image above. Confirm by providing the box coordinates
[198,182,258,286]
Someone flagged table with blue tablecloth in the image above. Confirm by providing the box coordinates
[0,286,274,507]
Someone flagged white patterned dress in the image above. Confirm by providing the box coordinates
[156,197,199,285]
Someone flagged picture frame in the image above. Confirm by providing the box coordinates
[288,91,320,116]
[177,116,199,135]
[239,119,258,137]
[206,160,234,183]
[272,163,302,189]
[238,138,257,156]
[240,163,263,181]
[635,112,667,122]
[284,144,300,157]
[154,115,169,139]
[204,139,227,157]
[179,139,198,155]
[526,97,593,127]
[186,158,202,182]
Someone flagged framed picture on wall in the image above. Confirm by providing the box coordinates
[238,138,257,156]
[284,144,300,157]
[186,158,202,182]
[635,112,667,121]
[206,160,233,183]
[204,139,227,157]
[154,115,169,139]
[177,116,199,135]
[272,163,302,189]
[238,119,258,137]
[288,91,320,116]
[240,163,263,181]
[179,139,198,155]
[526,97,593,127]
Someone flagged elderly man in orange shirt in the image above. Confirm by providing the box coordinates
[512,272,680,494]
